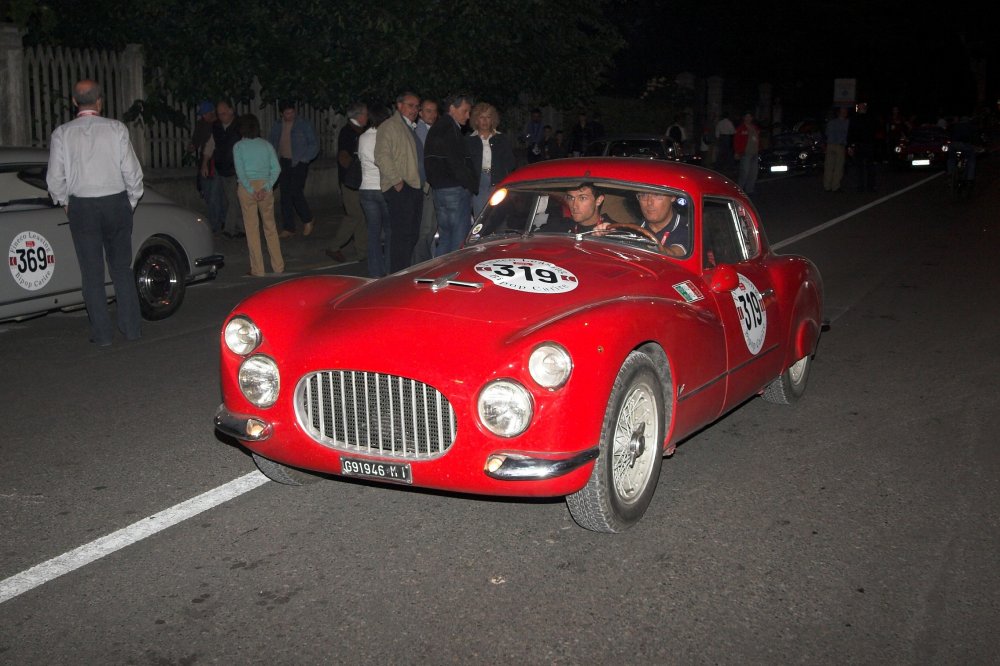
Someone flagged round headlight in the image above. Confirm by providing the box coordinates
[225,316,261,355]
[238,355,280,407]
[528,343,572,389]
[478,380,533,437]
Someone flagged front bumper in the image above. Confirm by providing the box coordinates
[214,404,599,488]
[195,254,225,269]
[484,448,600,481]
[215,404,273,441]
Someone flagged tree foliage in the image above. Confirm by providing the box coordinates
[12,0,624,112]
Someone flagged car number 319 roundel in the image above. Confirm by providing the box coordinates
[475,258,578,294]
[732,273,767,355]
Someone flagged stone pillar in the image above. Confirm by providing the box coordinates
[705,76,725,164]
[757,82,773,130]
[675,71,696,154]
[121,43,147,165]
[0,23,29,146]
[755,82,772,148]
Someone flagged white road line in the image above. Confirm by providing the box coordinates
[772,172,943,250]
[0,471,269,605]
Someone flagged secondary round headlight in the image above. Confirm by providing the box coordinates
[478,380,533,437]
[224,316,260,355]
[528,343,572,389]
[238,355,280,407]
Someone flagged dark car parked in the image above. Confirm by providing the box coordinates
[584,134,701,165]
[758,132,825,174]
[892,125,951,169]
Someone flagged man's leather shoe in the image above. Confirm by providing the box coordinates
[325,248,346,262]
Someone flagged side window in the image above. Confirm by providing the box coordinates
[734,204,760,258]
[702,199,743,268]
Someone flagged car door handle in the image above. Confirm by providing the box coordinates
[761,288,776,308]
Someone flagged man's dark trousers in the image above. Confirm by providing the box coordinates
[383,184,423,273]
[68,191,142,344]
[278,158,313,232]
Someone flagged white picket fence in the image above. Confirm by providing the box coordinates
[16,41,343,169]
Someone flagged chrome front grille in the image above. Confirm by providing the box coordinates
[297,370,457,459]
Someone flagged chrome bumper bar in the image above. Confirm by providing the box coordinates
[484,446,600,481]
[195,254,225,268]
[214,404,273,441]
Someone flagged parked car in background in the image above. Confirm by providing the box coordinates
[584,133,702,165]
[215,157,824,533]
[1,147,224,322]
[758,131,825,174]
[892,125,951,168]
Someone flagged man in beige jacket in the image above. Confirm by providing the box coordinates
[374,91,423,272]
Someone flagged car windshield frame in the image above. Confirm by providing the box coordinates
[466,178,694,258]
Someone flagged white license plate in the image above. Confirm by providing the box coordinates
[770,165,789,172]
[341,457,412,484]
[911,158,931,166]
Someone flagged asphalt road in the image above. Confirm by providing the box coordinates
[1,161,998,664]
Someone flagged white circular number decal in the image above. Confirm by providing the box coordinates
[474,258,578,294]
[731,274,767,354]
[8,231,56,291]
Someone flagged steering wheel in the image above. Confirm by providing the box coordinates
[602,223,665,253]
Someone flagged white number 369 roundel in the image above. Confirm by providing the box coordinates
[474,258,578,294]
[731,274,767,355]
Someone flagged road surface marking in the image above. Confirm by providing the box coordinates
[772,172,942,250]
[0,471,269,604]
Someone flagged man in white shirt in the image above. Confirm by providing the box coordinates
[46,79,144,346]
[714,112,736,173]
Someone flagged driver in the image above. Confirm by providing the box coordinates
[542,182,616,234]
[637,192,689,257]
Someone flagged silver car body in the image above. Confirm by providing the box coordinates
[1,147,223,322]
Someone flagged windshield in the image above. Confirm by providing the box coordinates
[467,181,693,257]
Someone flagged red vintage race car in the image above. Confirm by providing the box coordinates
[214,157,824,532]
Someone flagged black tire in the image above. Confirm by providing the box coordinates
[134,242,186,320]
[251,452,321,486]
[566,351,666,533]
[762,354,811,405]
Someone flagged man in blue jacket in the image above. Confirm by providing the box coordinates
[268,101,320,237]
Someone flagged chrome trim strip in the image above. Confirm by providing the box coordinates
[678,343,779,402]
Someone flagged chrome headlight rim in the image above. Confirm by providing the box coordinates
[477,379,534,438]
[528,342,573,390]
[224,315,261,356]
[238,354,280,408]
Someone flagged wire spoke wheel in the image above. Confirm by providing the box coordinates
[566,350,666,532]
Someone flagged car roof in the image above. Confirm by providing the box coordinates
[0,147,50,166]
[499,156,743,198]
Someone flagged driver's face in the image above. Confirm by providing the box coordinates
[638,192,677,225]
[565,188,603,226]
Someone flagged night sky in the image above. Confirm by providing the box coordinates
[607,0,995,123]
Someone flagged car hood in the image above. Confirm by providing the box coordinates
[329,236,681,327]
